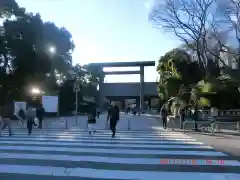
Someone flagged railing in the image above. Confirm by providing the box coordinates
[183,109,240,134]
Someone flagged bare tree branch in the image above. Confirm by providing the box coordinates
[214,0,240,56]
[149,0,231,75]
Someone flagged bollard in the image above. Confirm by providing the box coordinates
[183,122,186,133]
[76,116,78,125]
[128,119,130,130]
[237,122,240,132]
[86,119,88,130]
[211,122,215,135]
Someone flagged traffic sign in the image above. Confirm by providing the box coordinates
[73,83,80,92]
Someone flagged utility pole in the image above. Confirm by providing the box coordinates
[74,80,80,125]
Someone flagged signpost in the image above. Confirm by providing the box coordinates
[74,82,80,124]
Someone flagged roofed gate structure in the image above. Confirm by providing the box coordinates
[89,61,155,111]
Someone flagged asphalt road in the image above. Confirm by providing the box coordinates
[0,114,239,180]
[142,113,240,158]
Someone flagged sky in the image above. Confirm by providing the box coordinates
[16,0,180,83]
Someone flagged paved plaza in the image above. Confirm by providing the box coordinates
[0,114,239,180]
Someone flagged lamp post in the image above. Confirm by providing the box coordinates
[29,87,42,101]
[67,66,81,125]
[74,79,80,124]
[29,87,43,118]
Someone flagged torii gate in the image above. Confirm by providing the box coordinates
[88,61,155,111]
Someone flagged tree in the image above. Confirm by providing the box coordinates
[0,0,103,109]
[149,0,229,75]
[0,0,20,18]
[0,0,75,103]
[42,22,75,74]
[58,64,104,115]
[40,22,75,93]
[214,0,240,53]
[157,48,204,102]
[0,0,26,103]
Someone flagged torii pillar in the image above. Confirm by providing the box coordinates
[140,65,145,111]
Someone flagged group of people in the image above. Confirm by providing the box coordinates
[160,105,186,129]
[87,102,120,138]
[124,107,131,114]
[1,101,120,137]
[0,103,45,136]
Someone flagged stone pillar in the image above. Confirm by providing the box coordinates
[121,99,125,110]
[140,65,144,112]
[148,98,151,110]
[136,98,140,109]
[99,75,105,110]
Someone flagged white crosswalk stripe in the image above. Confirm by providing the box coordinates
[0,127,239,180]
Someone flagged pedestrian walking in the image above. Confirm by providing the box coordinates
[26,105,35,135]
[179,107,185,129]
[109,103,120,138]
[107,106,111,120]
[128,107,130,114]
[96,107,100,118]
[106,106,111,129]
[32,107,38,127]
[17,107,26,125]
[0,103,13,136]
[161,105,168,129]
[36,104,45,129]
[87,104,97,135]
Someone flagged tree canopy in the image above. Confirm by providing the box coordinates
[157,49,204,102]
[0,0,103,107]
[149,0,240,75]
[151,0,240,109]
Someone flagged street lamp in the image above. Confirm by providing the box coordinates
[31,88,41,95]
[48,45,56,54]
[29,87,43,103]
[29,87,43,97]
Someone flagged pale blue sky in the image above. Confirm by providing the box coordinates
[16,0,180,82]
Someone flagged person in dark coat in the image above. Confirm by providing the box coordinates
[106,106,111,129]
[107,106,111,120]
[87,103,97,135]
[109,103,120,138]
[36,104,45,129]
[0,103,12,136]
[18,108,26,124]
[161,106,168,129]
[26,105,35,135]
[179,107,185,129]
[96,107,100,118]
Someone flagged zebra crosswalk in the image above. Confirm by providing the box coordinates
[0,127,239,180]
